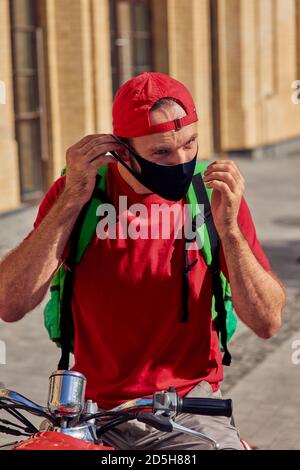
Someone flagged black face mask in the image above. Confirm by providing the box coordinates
[111,136,197,201]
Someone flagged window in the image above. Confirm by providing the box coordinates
[10,0,46,200]
[110,0,153,95]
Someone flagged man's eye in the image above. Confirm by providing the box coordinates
[153,138,196,156]
[154,149,170,155]
[185,137,196,147]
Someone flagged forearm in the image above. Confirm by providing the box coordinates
[0,134,122,322]
[0,188,84,322]
[221,228,286,338]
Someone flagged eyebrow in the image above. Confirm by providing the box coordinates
[149,132,198,153]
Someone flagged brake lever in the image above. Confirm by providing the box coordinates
[169,419,219,449]
[136,412,173,432]
[136,412,219,450]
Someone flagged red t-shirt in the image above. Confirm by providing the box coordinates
[29,164,271,409]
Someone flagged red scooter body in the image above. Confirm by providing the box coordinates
[1,371,250,451]
[12,431,115,451]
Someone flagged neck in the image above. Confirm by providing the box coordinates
[117,162,153,195]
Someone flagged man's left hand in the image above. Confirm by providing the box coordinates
[202,160,245,239]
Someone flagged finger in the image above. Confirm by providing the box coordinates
[204,163,241,184]
[210,159,240,168]
[205,179,233,199]
[219,159,241,169]
[85,143,125,163]
[203,171,238,193]
[89,153,118,168]
[211,160,244,180]
[89,149,127,165]
[73,134,103,150]
[111,134,124,145]
[80,136,120,154]
[108,149,131,162]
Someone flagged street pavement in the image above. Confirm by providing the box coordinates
[0,154,299,449]
[222,154,300,450]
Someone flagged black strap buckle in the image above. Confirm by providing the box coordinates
[174,118,184,131]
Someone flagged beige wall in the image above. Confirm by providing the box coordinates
[219,0,300,151]
[0,0,20,211]
[1,0,300,212]
[218,0,245,150]
[167,0,214,159]
[152,0,169,74]
[44,0,112,180]
[91,0,113,134]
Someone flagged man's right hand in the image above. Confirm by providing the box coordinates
[0,134,130,322]
[64,134,128,204]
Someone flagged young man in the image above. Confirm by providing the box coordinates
[0,72,285,450]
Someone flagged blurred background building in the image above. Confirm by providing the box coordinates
[0,0,300,212]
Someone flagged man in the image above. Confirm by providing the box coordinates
[0,72,285,450]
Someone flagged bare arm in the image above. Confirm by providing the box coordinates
[220,228,285,338]
[203,160,286,338]
[0,134,126,322]
[0,189,85,322]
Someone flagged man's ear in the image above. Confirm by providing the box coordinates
[129,152,141,173]
[115,146,131,162]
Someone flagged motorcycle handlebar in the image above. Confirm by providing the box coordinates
[178,398,232,417]
[0,390,233,426]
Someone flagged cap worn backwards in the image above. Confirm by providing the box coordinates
[112,72,198,138]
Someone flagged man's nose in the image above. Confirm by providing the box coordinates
[174,150,193,164]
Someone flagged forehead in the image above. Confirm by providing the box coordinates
[134,122,198,150]
[149,101,187,124]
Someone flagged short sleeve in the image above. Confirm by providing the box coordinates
[24,175,66,239]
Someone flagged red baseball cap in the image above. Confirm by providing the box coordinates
[112,72,198,138]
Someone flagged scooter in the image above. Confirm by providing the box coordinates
[0,370,251,450]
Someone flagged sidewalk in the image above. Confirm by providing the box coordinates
[228,329,300,450]
[0,206,60,404]
[0,154,300,449]
[223,153,300,450]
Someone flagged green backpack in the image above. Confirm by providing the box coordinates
[44,161,237,369]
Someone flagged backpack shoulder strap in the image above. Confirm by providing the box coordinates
[59,163,108,263]
[190,161,218,267]
[58,164,108,370]
[76,164,108,263]
[188,161,232,366]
